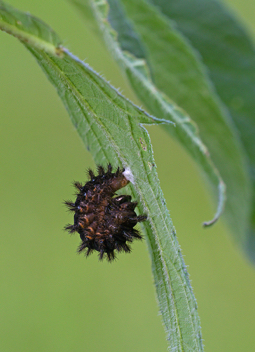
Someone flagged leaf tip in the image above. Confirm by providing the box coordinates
[203,180,226,228]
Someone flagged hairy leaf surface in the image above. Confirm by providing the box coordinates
[0,1,204,350]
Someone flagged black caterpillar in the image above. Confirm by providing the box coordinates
[65,164,147,261]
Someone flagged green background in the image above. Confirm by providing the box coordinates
[1,0,255,351]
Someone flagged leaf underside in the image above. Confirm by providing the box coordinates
[0,1,206,351]
[83,0,252,241]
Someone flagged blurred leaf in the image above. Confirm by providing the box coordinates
[147,0,255,259]
[0,1,62,54]
[74,0,251,247]
[0,1,204,351]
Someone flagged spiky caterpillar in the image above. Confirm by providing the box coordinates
[65,164,147,261]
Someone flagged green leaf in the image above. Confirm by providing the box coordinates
[0,1,62,55]
[148,0,255,259]
[74,0,251,246]
[73,0,228,229]
[0,1,204,351]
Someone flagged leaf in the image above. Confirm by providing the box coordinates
[73,0,228,229]
[0,1,204,351]
[74,0,251,247]
[0,1,62,55]
[147,0,255,259]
